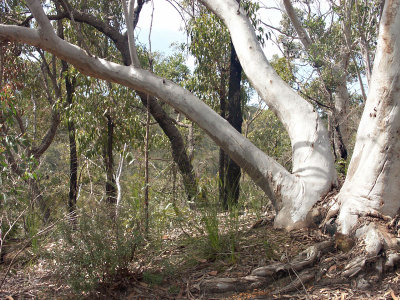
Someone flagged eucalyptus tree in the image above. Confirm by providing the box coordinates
[274,0,381,162]
[2,0,400,278]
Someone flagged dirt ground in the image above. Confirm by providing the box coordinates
[1,211,399,299]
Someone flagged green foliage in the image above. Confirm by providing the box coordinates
[143,271,164,286]
[53,207,141,294]
[262,240,278,260]
[270,54,297,87]
[335,158,348,177]
[248,109,292,170]
[25,211,41,253]
[196,180,239,263]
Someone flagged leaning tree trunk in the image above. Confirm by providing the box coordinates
[336,0,400,246]
[283,0,350,162]
[202,0,337,229]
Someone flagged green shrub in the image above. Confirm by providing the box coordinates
[53,206,141,294]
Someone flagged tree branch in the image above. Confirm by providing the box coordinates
[121,0,140,67]
[282,0,313,49]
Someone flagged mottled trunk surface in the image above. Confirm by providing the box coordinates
[336,0,400,242]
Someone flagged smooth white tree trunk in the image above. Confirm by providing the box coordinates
[201,0,337,227]
[337,0,400,240]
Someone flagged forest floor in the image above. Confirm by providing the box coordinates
[0,210,400,300]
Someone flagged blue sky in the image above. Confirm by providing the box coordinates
[135,1,188,55]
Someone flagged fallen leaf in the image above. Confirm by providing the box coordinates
[208,270,218,276]
[328,265,337,272]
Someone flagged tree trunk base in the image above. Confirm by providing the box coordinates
[200,220,400,297]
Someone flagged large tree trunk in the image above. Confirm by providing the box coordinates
[201,0,337,228]
[283,0,349,162]
[336,0,400,241]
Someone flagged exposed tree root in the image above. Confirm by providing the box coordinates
[200,241,334,294]
[251,241,334,277]
[200,220,400,297]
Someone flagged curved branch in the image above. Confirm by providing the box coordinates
[29,111,60,159]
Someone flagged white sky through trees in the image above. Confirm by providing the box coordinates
[135,0,282,105]
[135,1,282,58]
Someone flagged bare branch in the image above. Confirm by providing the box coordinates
[121,0,140,67]
[282,0,313,49]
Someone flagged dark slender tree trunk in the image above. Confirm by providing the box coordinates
[333,114,348,161]
[104,113,116,204]
[218,77,227,207]
[221,40,243,209]
[144,97,150,233]
[56,7,78,218]
[65,76,78,216]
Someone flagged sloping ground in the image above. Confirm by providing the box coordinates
[0,211,399,299]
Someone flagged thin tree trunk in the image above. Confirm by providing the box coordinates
[218,76,227,207]
[144,96,150,233]
[65,75,78,216]
[104,113,116,204]
[56,10,78,222]
[223,39,242,209]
